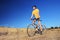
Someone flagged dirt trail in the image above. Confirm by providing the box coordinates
[19,29,60,40]
[0,27,60,40]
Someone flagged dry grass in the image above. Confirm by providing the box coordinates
[0,27,60,40]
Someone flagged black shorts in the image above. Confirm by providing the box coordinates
[33,18,40,21]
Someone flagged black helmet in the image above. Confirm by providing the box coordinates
[32,5,37,8]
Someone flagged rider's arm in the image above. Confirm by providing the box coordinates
[31,14,33,19]
[38,12,40,17]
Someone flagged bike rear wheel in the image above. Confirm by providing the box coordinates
[42,25,46,34]
[27,24,37,37]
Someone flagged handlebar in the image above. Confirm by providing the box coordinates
[30,18,42,21]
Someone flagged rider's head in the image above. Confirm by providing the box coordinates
[32,5,37,10]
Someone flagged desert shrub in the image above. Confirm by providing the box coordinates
[58,27,60,29]
[51,27,54,29]
[55,27,58,29]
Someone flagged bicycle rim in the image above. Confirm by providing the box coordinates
[42,25,46,34]
[27,24,36,37]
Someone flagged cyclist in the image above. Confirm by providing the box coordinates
[30,5,42,34]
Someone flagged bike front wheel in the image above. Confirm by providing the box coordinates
[27,24,36,37]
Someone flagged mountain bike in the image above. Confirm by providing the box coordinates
[27,19,46,37]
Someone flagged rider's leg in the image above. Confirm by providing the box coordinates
[38,21,42,31]
[38,20,42,34]
[32,19,36,25]
[32,19,38,31]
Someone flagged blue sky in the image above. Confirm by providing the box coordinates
[0,0,60,28]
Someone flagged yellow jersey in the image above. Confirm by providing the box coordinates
[32,9,40,18]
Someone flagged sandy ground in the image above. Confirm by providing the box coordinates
[0,27,60,40]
